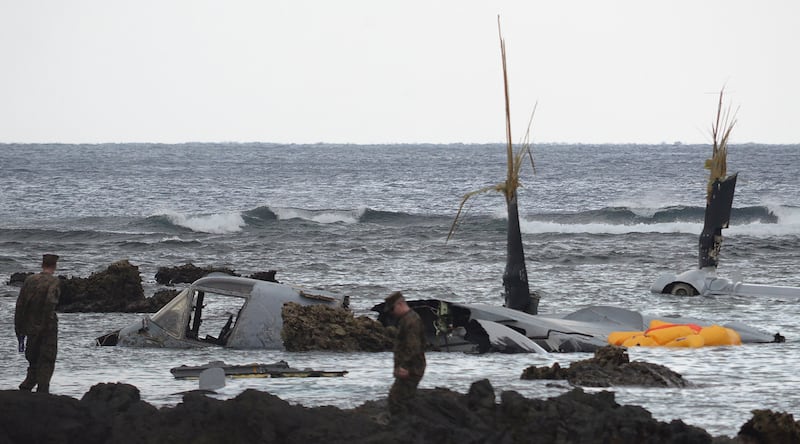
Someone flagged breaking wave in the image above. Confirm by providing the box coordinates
[270,207,366,224]
[518,204,799,237]
[152,210,246,234]
[132,203,797,236]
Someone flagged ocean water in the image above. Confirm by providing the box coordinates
[1,142,799,437]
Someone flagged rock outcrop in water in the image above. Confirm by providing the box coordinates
[58,260,150,313]
[6,272,32,287]
[1,380,794,443]
[154,263,240,285]
[521,345,689,387]
[153,263,279,285]
[737,410,800,443]
[281,302,394,352]
[7,261,282,313]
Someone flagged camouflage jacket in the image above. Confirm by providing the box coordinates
[14,272,60,336]
[393,309,427,379]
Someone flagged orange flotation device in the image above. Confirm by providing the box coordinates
[608,319,741,348]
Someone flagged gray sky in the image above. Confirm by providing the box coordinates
[1,1,797,144]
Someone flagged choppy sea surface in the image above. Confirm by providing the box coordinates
[1,142,799,437]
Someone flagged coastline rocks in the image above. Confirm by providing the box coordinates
[521,345,689,387]
[249,270,279,282]
[8,261,290,313]
[154,263,240,285]
[154,263,280,285]
[5,379,783,443]
[281,302,394,352]
[6,272,32,287]
[738,410,800,443]
[58,260,147,313]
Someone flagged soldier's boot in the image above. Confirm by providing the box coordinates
[19,367,36,391]
[35,363,55,394]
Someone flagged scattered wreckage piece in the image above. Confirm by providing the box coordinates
[96,274,349,349]
[651,268,800,300]
[373,301,782,354]
[170,360,347,379]
[650,91,800,300]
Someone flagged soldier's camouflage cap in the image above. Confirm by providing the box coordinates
[42,254,59,267]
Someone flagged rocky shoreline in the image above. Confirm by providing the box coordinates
[1,379,797,444]
[6,261,279,313]
[5,262,799,442]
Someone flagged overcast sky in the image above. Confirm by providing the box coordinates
[1,1,797,145]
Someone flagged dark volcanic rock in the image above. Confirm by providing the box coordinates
[737,410,800,444]
[248,270,279,282]
[154,263,239,285]
[5,379,775,444]
[281,302,394,352]
[6,272,33,287]
[58,260,147,313]
[521,345,689,387]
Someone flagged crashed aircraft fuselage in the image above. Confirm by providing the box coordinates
[97,274,348,349]
[374,300,779,354]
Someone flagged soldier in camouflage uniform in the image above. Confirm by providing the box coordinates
[14,254,61,394]
[385,291,427,415]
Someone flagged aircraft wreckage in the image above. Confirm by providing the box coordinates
[372,41,783,353]
[97,28,784,354]
[96,274,348,348]
[650,92,800,300]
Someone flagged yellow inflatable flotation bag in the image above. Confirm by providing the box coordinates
[608,320,741,348]
[699,325,742,346]
[644,322,701,344]
[608,331,644,346]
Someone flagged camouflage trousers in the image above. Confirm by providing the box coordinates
[20,325,58,394]
[388,376,421,415]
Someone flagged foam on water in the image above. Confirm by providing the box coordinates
[158,210,246,234]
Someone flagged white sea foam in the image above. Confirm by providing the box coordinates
[765,202,800,224]
[161,210,246,234]
[520,219,701,235]
[519,217,800,237]
[609,191,688,218]
[271,207,365,224]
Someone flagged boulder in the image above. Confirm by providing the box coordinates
[6,272,33,287]
[154,263,239,285]
[58,260,146,313]
[521,345,689,387]
[738,410,800,444]
[248,270,278,282]
[281,302,394,352]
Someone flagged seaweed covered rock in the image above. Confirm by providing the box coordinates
[58,260,147,313]
[521,345,689,387]
[281,302,394,352]
[154,263,239,285]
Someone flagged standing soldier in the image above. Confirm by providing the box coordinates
[384,291,427,415]
[15,254,61,393]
